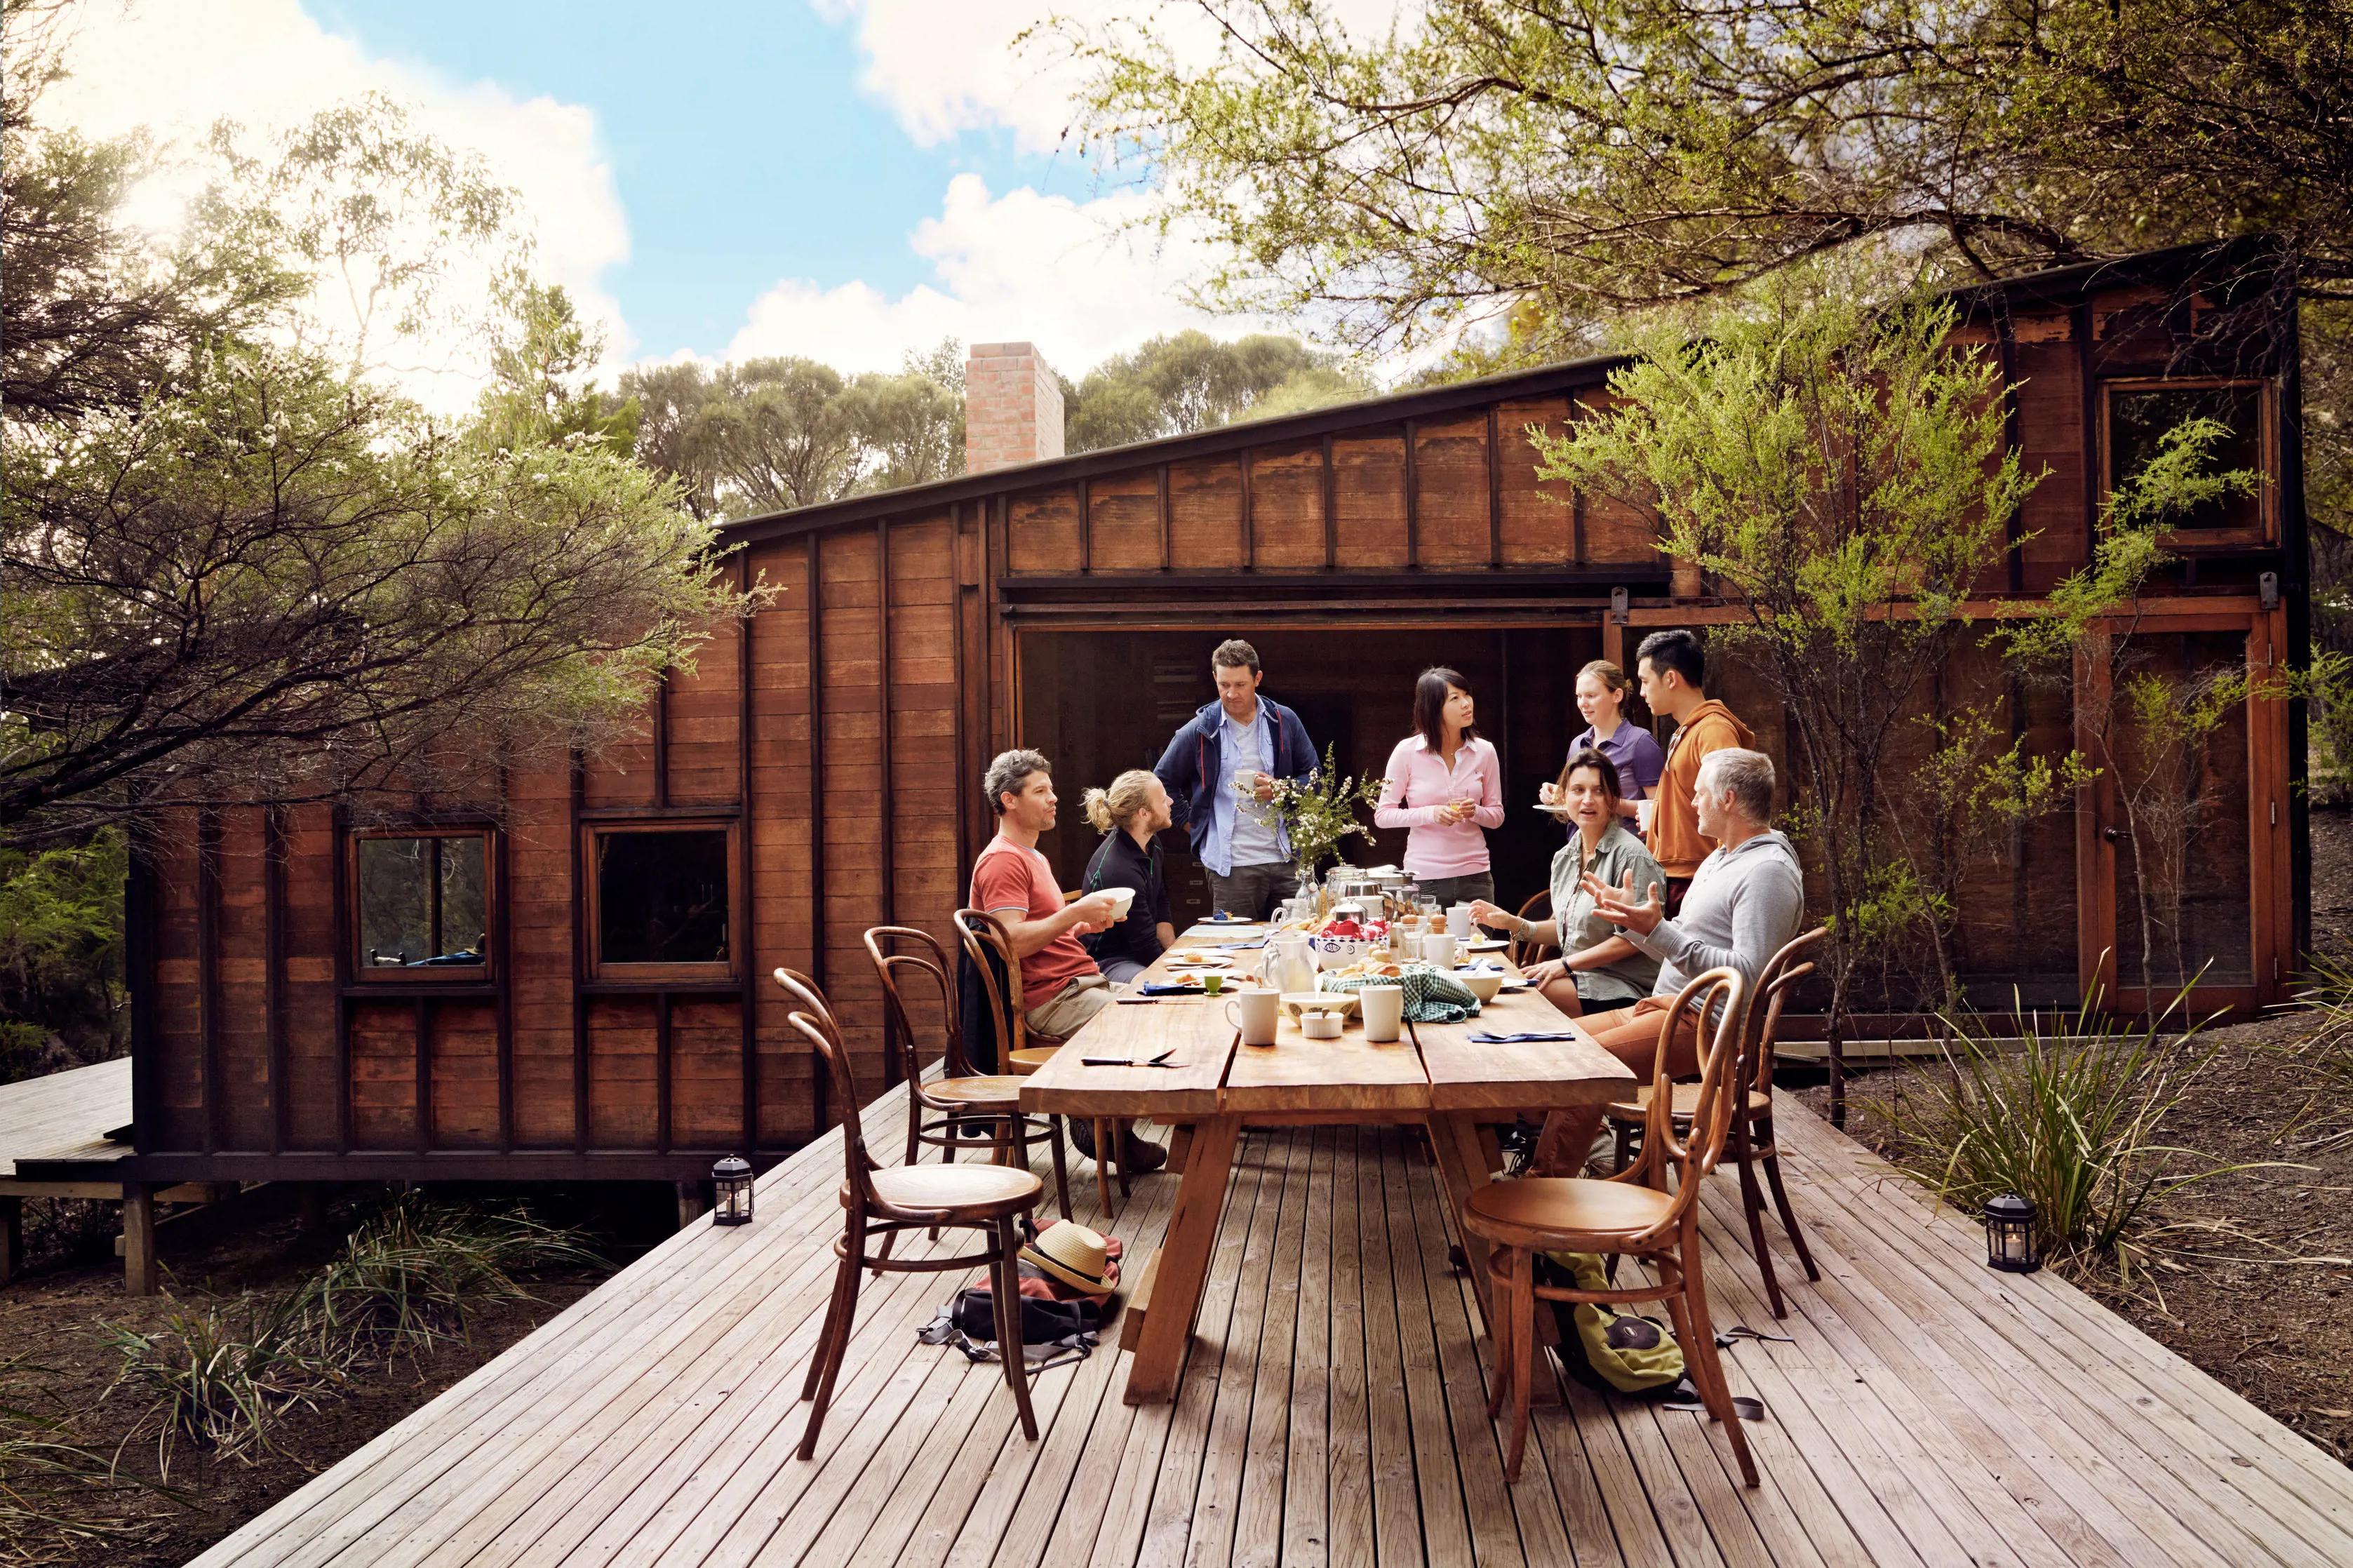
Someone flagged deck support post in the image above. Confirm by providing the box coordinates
[297,1183,328,1233]
[0,1195,20,1285]
[122,1183,158,1296]
[674,1179,706,1231]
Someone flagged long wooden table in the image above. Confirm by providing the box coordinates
[1019,924,1635,1405]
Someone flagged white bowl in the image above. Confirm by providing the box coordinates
[1459,970,1504,1003]
[1101,885,1137,918]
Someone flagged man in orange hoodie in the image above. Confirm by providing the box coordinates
[1635,629,1755,916]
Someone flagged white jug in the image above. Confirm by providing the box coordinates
[1266,934,1318,996]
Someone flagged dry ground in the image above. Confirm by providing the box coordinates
[2,1184,669,1567]
[1799,805,2353,1471]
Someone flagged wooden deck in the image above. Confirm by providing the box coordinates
[187,1083,2353,1568]
[0,1057,130,1179]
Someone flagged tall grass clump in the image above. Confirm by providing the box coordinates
[1870,984,2248,1278]
[98,1295,350,1479]
[2,1355,161,1562]
[303,1192,601,1354]
[2288,954,2353,1099]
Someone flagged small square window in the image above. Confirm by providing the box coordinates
[2106,381,2268,542]
[352,832,492,977]
[588,824,737,978]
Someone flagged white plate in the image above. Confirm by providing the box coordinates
[1466,938,1509,952]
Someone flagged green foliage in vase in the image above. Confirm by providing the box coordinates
[1239,743,1383,879]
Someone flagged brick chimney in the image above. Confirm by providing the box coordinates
[964,342,1064,474]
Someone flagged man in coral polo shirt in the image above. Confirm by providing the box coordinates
[970,749,1167,1172]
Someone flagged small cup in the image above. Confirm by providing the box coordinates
[1360,984,1404,1043]
[1227,987,1280,1046]
[1301,1010,1343,1040]
[1421,932,1458,969]
[1201,972,1224,996]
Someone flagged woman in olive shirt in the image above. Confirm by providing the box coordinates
[1470,749,1661,1015]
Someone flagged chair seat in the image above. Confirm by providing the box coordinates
[923,1075,1029,1107]
[866,1162,1041,1219]
[1603,1083,1772,1122]
[1463,1176,1676,1247]
[1005,1047,1059,1077]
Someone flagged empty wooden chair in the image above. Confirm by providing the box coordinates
[1463,967,1757,1487]
[1605,926,1826,1317]
[865,925,1071,1221]
[954,907,1129,1219]
[777,970,1043,1461]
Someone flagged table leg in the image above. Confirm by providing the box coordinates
[1430,1111,1562,1405]
[1426,1113,1498,1326]
[1121,1114,1240,1405]
[1165,1121,1195,1174]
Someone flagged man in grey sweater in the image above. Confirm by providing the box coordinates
[1534,747,1805,1175]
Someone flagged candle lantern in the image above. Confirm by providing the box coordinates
[713,1155,755,1226]
[1983,1193,2039,1273]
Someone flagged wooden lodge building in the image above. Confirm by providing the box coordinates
[56,237,2312,1198]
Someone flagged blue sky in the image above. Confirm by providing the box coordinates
[48,1,1254,391]
[309,1,1077,360]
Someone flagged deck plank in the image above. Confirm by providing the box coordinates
[184,1092,2353,1568]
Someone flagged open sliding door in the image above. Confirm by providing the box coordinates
[2078,603,2294,1014]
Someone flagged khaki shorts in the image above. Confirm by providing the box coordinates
[1026,972,1114,1041]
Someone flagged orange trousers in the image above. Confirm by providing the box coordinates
[1532,996,1701,1176]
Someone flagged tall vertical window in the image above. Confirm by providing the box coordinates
[587,823,737,978]
[2105,380,2270,544]
[353,831,492,975]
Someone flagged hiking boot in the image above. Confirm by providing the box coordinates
[1066,1118,1097,1159]
[1120,1130,1168,1174]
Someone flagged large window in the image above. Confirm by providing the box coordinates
[588,823,737,979]
[2105,380,2270,546]
[352,831,492,977]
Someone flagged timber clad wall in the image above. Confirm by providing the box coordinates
[120,240,2310,1183]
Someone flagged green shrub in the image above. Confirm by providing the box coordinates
[98,1296,349,1479]
[2286,954,2353,1113]
[1869,985,2251,1275]
[302,1193,600,1355]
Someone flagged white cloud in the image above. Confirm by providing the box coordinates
[724,172,1269,380]
[40,0,631,410]
[817,1,1409,155]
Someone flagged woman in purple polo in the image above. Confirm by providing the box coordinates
[1543,659,1665,835]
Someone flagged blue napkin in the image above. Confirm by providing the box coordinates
[1209,938,1266,950]
[1468,1031,1581,1044]
[1139,981,1207,996]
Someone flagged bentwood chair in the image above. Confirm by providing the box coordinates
[865,925,1072,1222]
[954,908,1129,1219]
[777,971,1043,1462]
[1507,889,1558,970]
[1604,926,1828,1317]
[1463,967,1757,1487]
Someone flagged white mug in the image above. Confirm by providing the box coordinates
[1447,904,1475,940]
[1227,988,1280,1047]
[1422,932,1458,968]
[1360,984,1404,1043]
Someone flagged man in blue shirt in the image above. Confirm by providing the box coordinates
[1153,639,1318,920]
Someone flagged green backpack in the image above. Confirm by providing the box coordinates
[1535,1251,1687,1396]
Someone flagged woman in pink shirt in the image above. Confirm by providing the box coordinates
[1375,667,1506,907]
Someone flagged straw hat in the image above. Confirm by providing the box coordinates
[1021,1221,1115,1295]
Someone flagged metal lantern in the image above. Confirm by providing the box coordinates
[713,1155,755,1226]
[1983,1193,2039,1273]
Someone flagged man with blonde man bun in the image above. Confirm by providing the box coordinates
[1533,746,1804,1176]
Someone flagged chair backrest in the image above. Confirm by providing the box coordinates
[1508,888,1556,970]
[1743,926,1828,1098]
[1628,966,1746,1221]
[954,907,1027,1059]
[864,925,970,1080]
[774,969,877,1202]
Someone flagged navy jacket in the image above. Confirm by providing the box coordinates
[1153,697,1318,859]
